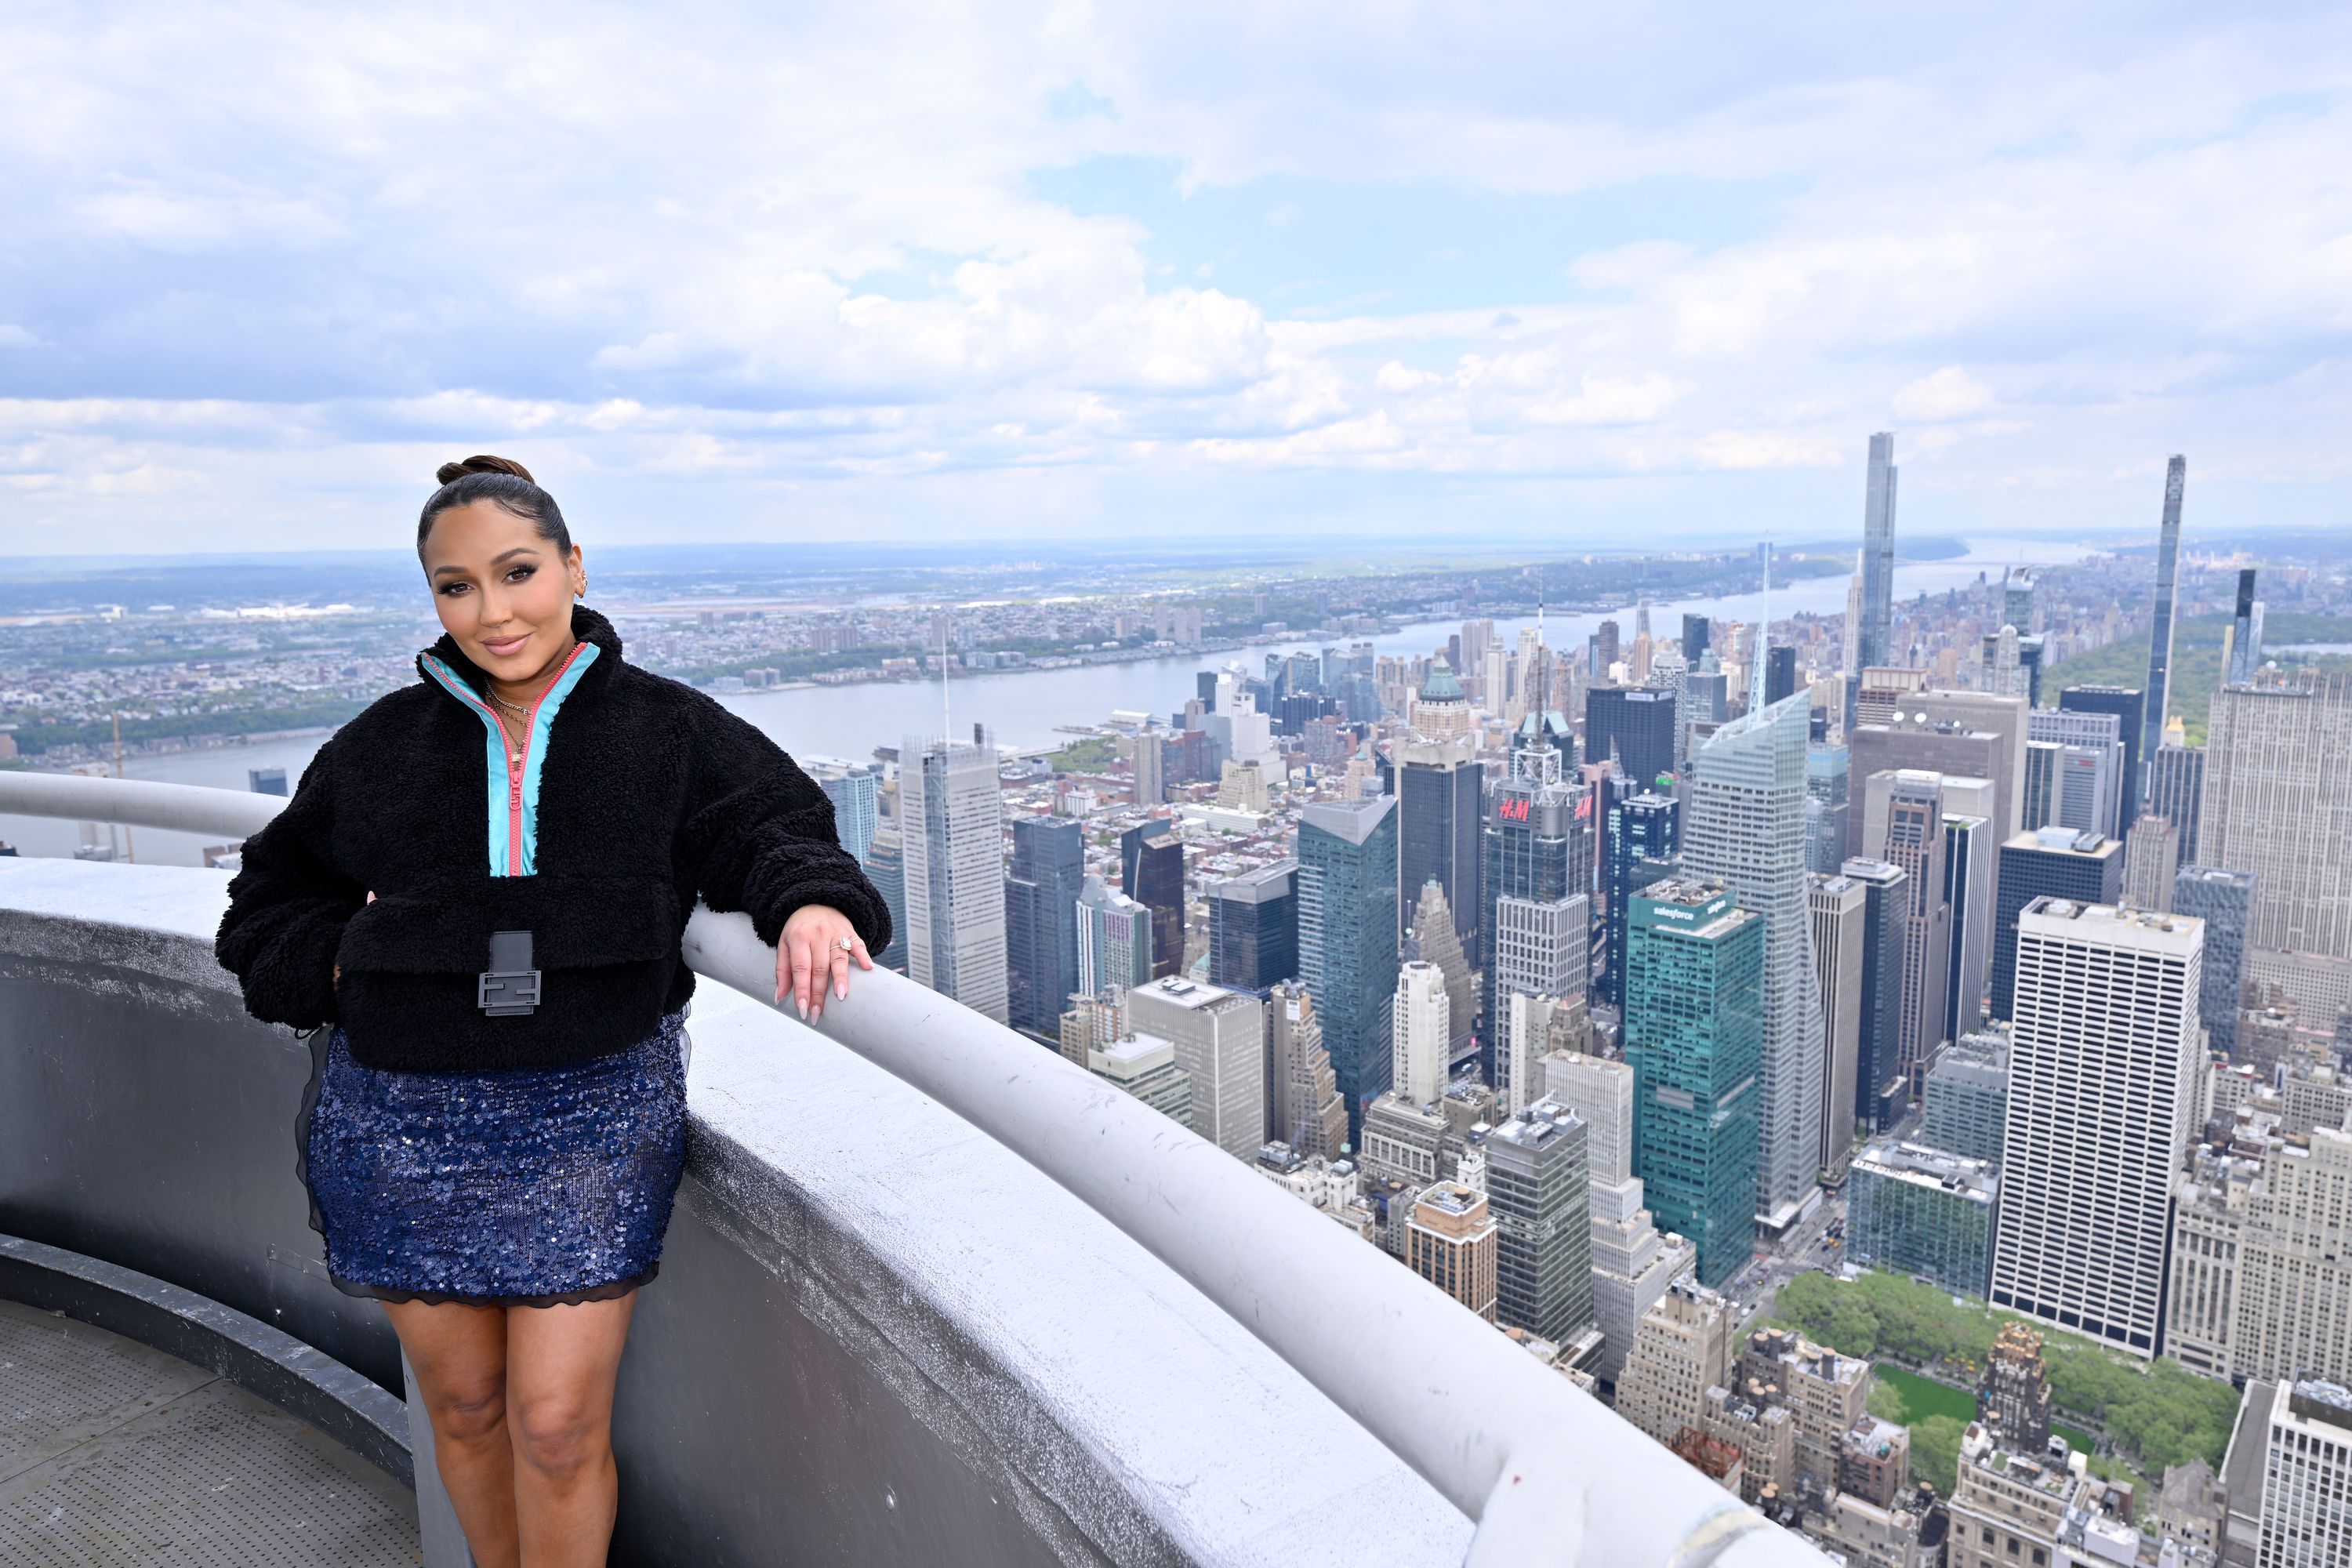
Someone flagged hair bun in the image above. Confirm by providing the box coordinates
[436,455,536,486]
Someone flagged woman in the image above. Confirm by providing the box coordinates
[216,456,890,1566]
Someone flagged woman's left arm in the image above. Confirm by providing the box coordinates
[685,702,893,1021]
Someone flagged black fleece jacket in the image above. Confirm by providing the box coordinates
[215,605,890,1072]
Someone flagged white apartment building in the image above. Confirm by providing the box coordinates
[1390,960,1450,1108]
[1991,899,2202,1358]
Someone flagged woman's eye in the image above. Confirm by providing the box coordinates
[506,565,536,583]
[439,582,470,596]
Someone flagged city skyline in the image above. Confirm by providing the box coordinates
[5,7,2350,554]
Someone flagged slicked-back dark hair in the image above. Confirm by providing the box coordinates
[417,456,572,558]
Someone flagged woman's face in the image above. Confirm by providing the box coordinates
[422,499,585,684]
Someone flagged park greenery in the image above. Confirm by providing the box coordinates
[1047,735,1120,773]
[1772,1269,2239,1499]
[2042,610,2352,744]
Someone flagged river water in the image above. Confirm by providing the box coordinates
[2,537,2084,866]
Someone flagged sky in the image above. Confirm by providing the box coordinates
[2,2,2348,556]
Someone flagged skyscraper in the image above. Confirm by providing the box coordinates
[1207,860,1298,992]
[1298,793,1401,1138]
[1390,960,1451,1108]
[1076,876,1156,997]
[1120,823,1187,980]
[1486,1098,1596,1348]
[1484,725,1593,1057]
[1130,722,1166,807]
[1406,1185,1499,1323]
[1004,815,1084,1040]
[1585,685,1677,789]
[2223,568,2266,688]
[2254,1379,2352,1568]
[862,826,908,974]
[2142,455,2187,801]
[1617,1283,1738,1450]
[1846,717,2005,860]
[1407,879,1478,1066]
[1399,728,1484,960]
[2173,866,2257,1057]
[1908,690,2031,841]
[902,735,1008,1022]
[1624,879,1764,1288]
[1991,828,2124,1021]
[2002,568,2038,637]
[1490,878,1589,1113]
[2147,743,2205,864]
[1599,788,1679,1009]
[1991,899,2201,1357]
[810,758,881,862]
[1265,982,1347,1162]
[1857,432,1899,673]
[1542,1051,1697,1388]
[1685,690,1824,1229]
[1765,646,1798,709]
[1941,804,1995,1046]
[1809,872,1867,1176]
[1127,976,1266,1163]
[1842,858,1911,1134]
[2055,689,2140,835]
[1922,1030,2009,1166]
[1805,742,1850,875]
[2122,814,2181,915]
[2199,671,2352,961]
[1847,1140,1998,1298]
[1682,614,1711,665]
[1876,772,1952,1085]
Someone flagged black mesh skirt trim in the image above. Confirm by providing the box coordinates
[327,1264,658,1310]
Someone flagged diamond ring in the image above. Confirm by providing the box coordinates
[835,937,856,952]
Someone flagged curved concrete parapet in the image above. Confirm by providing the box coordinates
[0,858,1469,1567]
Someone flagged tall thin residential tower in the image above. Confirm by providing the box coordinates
[1857,433,1898,673]
[2140,455,2186,804]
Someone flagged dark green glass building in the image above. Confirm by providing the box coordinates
[1624,878,1763,1289]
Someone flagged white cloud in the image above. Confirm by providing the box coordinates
[1697,431,1846,470]
[1893,367,1997,420]
[0,2,2346,548]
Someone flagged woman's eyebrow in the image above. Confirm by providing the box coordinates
[430,546,542,577]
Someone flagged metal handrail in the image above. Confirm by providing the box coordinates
[1,770,1824,1567]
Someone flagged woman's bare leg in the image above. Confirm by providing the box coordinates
[383,1298,519,1568]
[505,1294,637,1567]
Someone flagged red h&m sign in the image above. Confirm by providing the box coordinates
[1498,797,1531,823]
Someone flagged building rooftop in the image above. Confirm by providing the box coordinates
[1853,1141,1999,1200]
[2006,826,2117,856]
[2020,898,2204,954]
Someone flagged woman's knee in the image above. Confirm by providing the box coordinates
[427,1376,509,1447]
[509,1396,609,1479]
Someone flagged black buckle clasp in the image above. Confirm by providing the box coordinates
[480,930,541,1016]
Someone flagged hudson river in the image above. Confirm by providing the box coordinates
[2,538,2084,865]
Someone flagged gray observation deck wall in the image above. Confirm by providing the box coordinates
[0,858,1461,1566]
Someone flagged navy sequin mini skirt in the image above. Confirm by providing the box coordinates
[298,1011,689,1307]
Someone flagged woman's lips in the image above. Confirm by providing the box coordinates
[481,634,530,656]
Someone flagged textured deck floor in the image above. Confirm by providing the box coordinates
[0,1298,420,1566]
